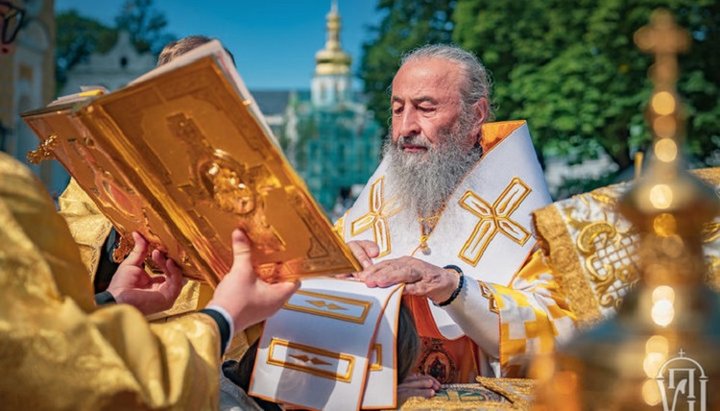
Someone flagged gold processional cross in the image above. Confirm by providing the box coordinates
[634,10,689,87]
[634,9,690,153]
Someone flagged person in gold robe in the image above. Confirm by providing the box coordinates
[337,45,576,401]
[0,151,299,410]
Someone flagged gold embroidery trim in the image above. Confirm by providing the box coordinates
[532,204,602,324]
[458,177,532,266]
[283,289,372,324]
[267,338,355,382]
[369,343,382,371]
[350,177,399,257]
[577,221,638,310]
[479,282,499,314]
[333,212,347,240]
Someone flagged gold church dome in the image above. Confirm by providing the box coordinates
[315,0,351,76]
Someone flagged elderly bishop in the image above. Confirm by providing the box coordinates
[337,45,576,389]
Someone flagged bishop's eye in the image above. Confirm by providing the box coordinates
[418,104,436,113]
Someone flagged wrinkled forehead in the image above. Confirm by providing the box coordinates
[391,57,465,100]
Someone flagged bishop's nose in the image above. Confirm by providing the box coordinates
[393,108,421,140]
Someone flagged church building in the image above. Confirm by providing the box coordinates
[277,1,383,219]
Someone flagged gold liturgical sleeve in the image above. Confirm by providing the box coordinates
[0,152,221,410]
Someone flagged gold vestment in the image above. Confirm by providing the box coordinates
[0,152,222,410]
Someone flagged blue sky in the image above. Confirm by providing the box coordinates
[55,0,383,90]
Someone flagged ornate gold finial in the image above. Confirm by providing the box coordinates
[620,9,717,247]
[315,0,351,76]
[634,10,690,86]
[534,10,720,411]
[27,134,58,164]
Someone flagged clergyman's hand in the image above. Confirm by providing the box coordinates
[398,374,441,405]
[346,239,379,273]
[107,232,184,315]
[361,256,460,304]
[209,229,300,332]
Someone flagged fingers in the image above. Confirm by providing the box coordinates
[270,280,301,302]
[231,229,252,268]
[348,240,377,269]
[151,249,183,305]
[162,258,183,297]
[399,388,435,400]
[427,374,441,390]
[361,241,380,258]
[121,232,149,267]
[400,374,438,388]
[365,263,421,288]
[398,375,438,403]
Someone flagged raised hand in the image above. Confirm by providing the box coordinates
[209,229,300,331]
[107,232,183,315]
[341,240,381,281]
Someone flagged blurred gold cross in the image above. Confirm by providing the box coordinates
[634,10,690,85]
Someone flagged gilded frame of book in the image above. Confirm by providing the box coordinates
[22,57,360,285]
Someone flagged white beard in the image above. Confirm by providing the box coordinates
[383,116,483,220]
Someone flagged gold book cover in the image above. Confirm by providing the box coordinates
[21,42,360,286]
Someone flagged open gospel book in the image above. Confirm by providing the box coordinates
[21,40,360,285]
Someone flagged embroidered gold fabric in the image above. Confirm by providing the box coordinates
[0,152,222,410]
[532,167,720,325]
[400,378,535,410]
[485,250,575,377]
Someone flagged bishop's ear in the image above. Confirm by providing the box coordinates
[471,98,490,144]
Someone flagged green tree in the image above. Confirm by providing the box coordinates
[55,10,117,91]
[55,0,175,92]
[453,0,720,192]
[359,0,457,130]
[115,0,175,55]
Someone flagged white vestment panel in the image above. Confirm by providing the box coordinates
[250,278,403,411]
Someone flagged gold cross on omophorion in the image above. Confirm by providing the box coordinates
[458,178,532,266]
[350,177,399,257]
[634,9,690,85]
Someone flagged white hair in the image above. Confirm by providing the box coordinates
[401,44,494,120]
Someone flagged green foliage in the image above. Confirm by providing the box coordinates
[359,0,457,130]
[360,0,720,196]
[55,10,117,90]
[55,0,175,92]
[115,0,175,55]
[453,0,720,180]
